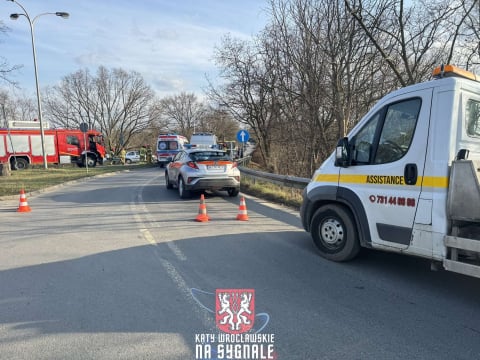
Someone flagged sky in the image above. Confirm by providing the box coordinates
[1,0,269,99]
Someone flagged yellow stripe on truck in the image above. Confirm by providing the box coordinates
[313,174,340,183]
[420,176,449,188]
[313,174,449,188]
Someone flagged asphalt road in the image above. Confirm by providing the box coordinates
[0,167,479,360]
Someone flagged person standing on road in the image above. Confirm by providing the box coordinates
[146,146,152,164]
[140,146,147,162]
[120,148,126,165]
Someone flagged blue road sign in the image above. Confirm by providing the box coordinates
[236,130,250,143]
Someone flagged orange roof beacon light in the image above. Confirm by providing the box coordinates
[432,64,480,82]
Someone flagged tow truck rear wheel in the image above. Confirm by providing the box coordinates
[311,204,360,262]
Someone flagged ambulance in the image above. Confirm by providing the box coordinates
[300,64,480,278]
[156,134,189,167]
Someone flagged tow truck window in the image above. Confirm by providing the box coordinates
[350,98,421,165]
[374,98,420,164]
[351,112,381,164]
[466,99,480,137]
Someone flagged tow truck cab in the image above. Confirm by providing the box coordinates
[301,64,480,278]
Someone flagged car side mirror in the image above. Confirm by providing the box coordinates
[334,137,351,167]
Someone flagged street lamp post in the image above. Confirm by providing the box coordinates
[7,0,69,169]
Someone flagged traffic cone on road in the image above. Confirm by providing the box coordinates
[236,196,249,221]
[17,189,31,212]
[195,194,210,222]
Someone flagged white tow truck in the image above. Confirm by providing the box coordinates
[300,64,480,278]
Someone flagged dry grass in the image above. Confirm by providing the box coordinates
[240,176,303,210]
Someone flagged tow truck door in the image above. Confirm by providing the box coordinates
[340,89,432,249]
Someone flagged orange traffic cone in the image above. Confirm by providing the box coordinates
[195,194,210,222]
[17,189,31,212]
[236,196,249,221]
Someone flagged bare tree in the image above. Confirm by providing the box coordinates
[344,0,480,86]
[43,66,157,154]
[0,90,9,126]
[202,107,240,142]
[445,0,480,70]
[266,0,374,174]
[0,89,36,125]
[209,0,387,176]
[0,21,22,85]
[208,34,281,167]
[158,92,207,139]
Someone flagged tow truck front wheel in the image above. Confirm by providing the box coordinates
[311,204,360,262]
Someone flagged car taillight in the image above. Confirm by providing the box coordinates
[187,161,199,169]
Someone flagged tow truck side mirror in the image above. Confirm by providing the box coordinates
[335,137,350,167]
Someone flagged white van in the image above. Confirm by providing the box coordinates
[189,133,218,149]
[301,64,480,279]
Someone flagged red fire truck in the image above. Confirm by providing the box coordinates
[0,127,106,170]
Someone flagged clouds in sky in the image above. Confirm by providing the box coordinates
[2,0,268,98]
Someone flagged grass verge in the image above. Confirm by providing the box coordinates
[240,176,303,210]
[0,164,153,197]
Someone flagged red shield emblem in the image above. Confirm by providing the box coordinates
[216,289,255,334]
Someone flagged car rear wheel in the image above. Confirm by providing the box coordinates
[165,171,173,189]
[178,177,191,199]
[310,204,360,262]
[228,188,239,197]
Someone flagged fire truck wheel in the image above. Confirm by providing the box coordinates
[83,155,97,167]
[11,158,29,170]
[311,204,360,262]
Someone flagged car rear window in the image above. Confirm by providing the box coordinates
[190,151,230,161]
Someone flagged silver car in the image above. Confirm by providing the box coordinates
[165,149,240,198]
[125,150,141,164]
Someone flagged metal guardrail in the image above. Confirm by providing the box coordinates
[237,156,311,190]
